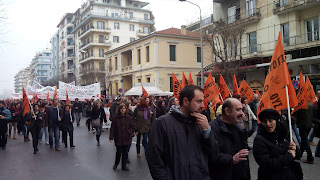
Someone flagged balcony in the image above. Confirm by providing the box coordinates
[273,0,320,15]
[79,25,111,39]
[225,8,261,27]
[136,30,150,37]
[79,67,106,76]
[79,55,105,64]
[282,31,320,49]
[121,65,133,72]
[80,39,112,51]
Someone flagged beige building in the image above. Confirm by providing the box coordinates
[71,0,155,92]
[187,0,320,92]
[105,27,212,95]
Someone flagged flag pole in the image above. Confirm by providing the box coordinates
[285,85,293,142]
[219,93,224,103]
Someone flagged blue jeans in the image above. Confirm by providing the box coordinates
[292,124,301,145]
[136,132,148,156]
[308,129,314,142]
[248,120,257,137]
[23,125,30,138]
[49,126,60,148]
[39,127,49,143]
[315,139,320,157]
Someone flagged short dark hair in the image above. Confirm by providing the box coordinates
[240,96,247,104]
[232,94,241,99]
[179,85,203,107]
[0,100,5,105]
[222,98,233,115]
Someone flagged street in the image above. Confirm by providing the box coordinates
[1,117,320,180]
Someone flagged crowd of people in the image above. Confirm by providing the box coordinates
[0,86,320,179]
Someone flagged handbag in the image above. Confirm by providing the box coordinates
[291,161,303,180]
[91,112,101,128]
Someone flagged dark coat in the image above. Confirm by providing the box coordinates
[62,110,75,131]
[156,106,166,118]
[209,116,251,180]
[133,107,152,133]
[294,102,315,129]
[109,114,134,146]
[72,102,82,113]
[91,106,106,124]
[147,106,218,180]
[29,111,44,129]
[253,122,300,180]
[109,102,119,119]
[46,106,62,128]
[248,100,259,117]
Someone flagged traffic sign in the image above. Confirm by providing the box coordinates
[292,80,299,90]
[118,88,123,93]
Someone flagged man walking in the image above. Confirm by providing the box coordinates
[147,85,218,180]
[47,99,62,151]
[248,93,259,137]
[73,98,82,127]
[0,101,11,150]
[209,98,251,180]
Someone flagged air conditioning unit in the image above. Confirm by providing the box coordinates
[104,35,109,40]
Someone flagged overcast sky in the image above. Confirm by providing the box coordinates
[0,0,213,98]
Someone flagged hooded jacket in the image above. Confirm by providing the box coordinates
[253,121,300,180]
[0,107,11,129]
[147,106,218,180]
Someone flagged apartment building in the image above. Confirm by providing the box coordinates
[57,13,75,83]
[71,0,155,92]
[187,0,320,92]
[30,49,53,84]
[105,27,212,95]
[14,67,33,93]
[50,30,60,80]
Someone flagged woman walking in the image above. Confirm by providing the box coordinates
[109,103,134,171]
[62,105,75,148]
[241,96,256,140]
[156,100,166,118]
[9,104,19,139]
[91,101,106,146]
[133,98,152,157]
[165,97,179,113]
[29,104,43,154]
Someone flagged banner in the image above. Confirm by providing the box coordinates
[11,93,22,100]
[239,80,254,102]
[172,73,181,99]
[203,73,220,109]
[59,81,101,101]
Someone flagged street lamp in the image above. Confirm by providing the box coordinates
[179,0,204,87]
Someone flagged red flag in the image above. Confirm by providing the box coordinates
[219,74,231,100]
[188,72,194,85]
[31,94,35,104]
[203,73,220,109]
[172,73,182,99]
[142,86,149,98]
[255,90,261,98]
[233,74,239,95]
[22,87,31,117]
[53,86,58,99]
[46,91,50,102]
[181,71,188,88]
[305,76,318,102]
[35,94,39,102]
[239,80,254,102]
[292,71,308,114]
[257,32,298,119]
[66,89,70,106]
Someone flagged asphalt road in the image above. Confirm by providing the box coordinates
[1,117,320,180]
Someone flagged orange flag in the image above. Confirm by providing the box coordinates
[142,86,149,98]
[66,89,70,106]
[53,86,58,99]
[257,32,298,118]
[233,74,239,95]
[22,87,31,117]
[172,73,181,99]
[211,95,222,109]
[255,90,261,98]
[203,73,220,109]
[292,71,308,114]
[219,74,230,100]
[305,76,317,102]
[188,72,194,85]
[46,91,50,102]
[239,80,254,102]
[35,94,39,102]
[30,94,35,104]
[181,71,188,88]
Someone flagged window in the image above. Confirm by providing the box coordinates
[306,18,319,42]
[138,78,141,83]
[146,46,150,62]
[170,77,173,92]
[129,24,135,31]
[229,40,236,57]
[99,35,104,43]
[109,59,112,71]
[137,49,141,64]
[228,6,236,24]
[282,23,290,47]
[143,26,150,34]
[280,0,288,7]
[115,83,118,94]
[133,2,138,7]
[97,21,105,29]
[111,12,119,17]
[99,49,104,57]
[128,12,133,19]
[99,62,105,71]
[91,49,93,57]
[246,0,256,17]
[197,47,201,63]
[115,57,118,70]
[147,77,150,83]
[130,37,135,42]
[113,36,119,43]
[78,31,80,37]
[144,14,149,20]
[114,22,120,30]
[197,77,201,87]
[169,45,176,61]
[248,32,257,53]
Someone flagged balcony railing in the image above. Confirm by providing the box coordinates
[80,25,111,38]
[121,65,133,72]
[80,55,105,62]
[273,0,320,14]
[80,39,112,49]
[227,8,261,25]
[282,31,320,47]
[79,67,106,75]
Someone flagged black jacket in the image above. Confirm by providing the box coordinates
[72,102,82,113]
[109,102,119,119]
[248,100,259,117]
[91,106,106,124]
[253,122,300,180]
[62,110,75,131]
[209,116,251,180]
[147,106,218,180]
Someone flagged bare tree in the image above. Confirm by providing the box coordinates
[205,20,246,86]
[0,0,8,45]
[42,76,59,87]
[105,63,113,95]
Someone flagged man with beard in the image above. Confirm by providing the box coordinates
[209,98,250,180]
[248,93,260,137]
[147,85,218,180]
